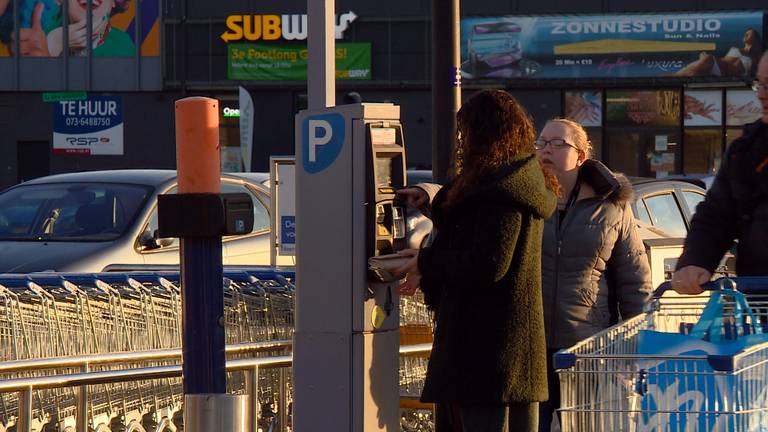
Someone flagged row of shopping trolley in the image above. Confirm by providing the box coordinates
[0,269,298,432]
[0,268,436,432]
[0,270,295,361]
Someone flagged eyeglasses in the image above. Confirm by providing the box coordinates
[751,80,768,93]
[534,138,579,151]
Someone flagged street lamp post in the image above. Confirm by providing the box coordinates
[431,0,461,184]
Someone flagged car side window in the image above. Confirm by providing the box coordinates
[143,210,179,250]
[221,183,270,233]
[634,199,653,226]
[139,185,178,251]
[643,193,688,237]
[682,190,705,216]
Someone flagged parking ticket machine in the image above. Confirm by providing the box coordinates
[294,103,405,431]
[367,123,407,258]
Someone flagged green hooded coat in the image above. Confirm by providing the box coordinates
[418,153,557,404]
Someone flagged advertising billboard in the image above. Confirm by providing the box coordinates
[726,89,763,125]
[461,12,764,79]
[228,42,371,81]
[684,90,723,126]
[564,91,602,127]
[0,0,160,57]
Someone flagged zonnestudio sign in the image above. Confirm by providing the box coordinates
[460,11,764,79]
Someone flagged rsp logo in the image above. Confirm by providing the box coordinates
[302,113,344,173]
[66,137,98,146]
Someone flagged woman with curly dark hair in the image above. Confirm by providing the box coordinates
[396,89,558,431]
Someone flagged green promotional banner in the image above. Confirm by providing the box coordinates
[228,43,371,80]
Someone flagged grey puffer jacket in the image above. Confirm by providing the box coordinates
[542,160,652,350]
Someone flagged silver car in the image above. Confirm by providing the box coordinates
[0,170,273,273]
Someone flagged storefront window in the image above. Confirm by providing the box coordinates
[586,128,602,161]
[606,90,680,127]
[564,91,603,160]
[219,100,242,173]
[726,89,762,147]
[684,91,722,127]
[726,128,745,147]
[565,91,602,127]
[726,89,762,127]
[683,129,722,174]
[605,90,681,177]
[683,90,722,175]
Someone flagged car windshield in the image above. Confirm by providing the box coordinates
[0,183,152,241]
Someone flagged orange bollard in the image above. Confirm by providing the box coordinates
[175,97,221,193]
[172,96,227,396]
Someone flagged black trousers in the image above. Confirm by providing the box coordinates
[538,348,561,432]
[436,401,539,432]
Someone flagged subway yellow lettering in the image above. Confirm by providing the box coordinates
[262,15,282,40]
[243,16,262,41]
[220,12,357,42]
[221,15,243,42]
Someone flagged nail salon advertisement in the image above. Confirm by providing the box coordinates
[460,12,763,79]
[52,96,124,155]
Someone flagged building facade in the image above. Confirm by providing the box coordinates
[0,0,765,189]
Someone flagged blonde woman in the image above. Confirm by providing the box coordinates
[534,118,652,431]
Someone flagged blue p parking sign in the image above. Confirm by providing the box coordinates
[302,113,345,173]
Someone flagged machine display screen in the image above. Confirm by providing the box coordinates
[370,127,397,145]
[375,157,394,187]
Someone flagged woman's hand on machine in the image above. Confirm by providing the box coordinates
[396,188,429,209]
[394,248,420,295]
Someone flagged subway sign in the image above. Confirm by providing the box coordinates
[221,11,357,42]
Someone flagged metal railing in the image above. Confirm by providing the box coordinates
[0,340,291,374]
[0,342,432,432]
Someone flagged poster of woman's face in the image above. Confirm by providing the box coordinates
[0,0,159,57]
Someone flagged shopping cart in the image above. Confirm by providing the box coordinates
[0,269,297,431]
[554,277,768,432]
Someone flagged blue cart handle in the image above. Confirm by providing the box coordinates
[653,276,768,299]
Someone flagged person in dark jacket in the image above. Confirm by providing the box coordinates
[673,52,768,294]
[535,118,653,431]
[395,90,558,432]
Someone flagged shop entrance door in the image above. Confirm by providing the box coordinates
[605,89,682,178]
[605,128,681,178]
[17,141,50,183]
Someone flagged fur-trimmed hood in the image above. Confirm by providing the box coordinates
[453,153,558,220]
[579,159,634,204]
